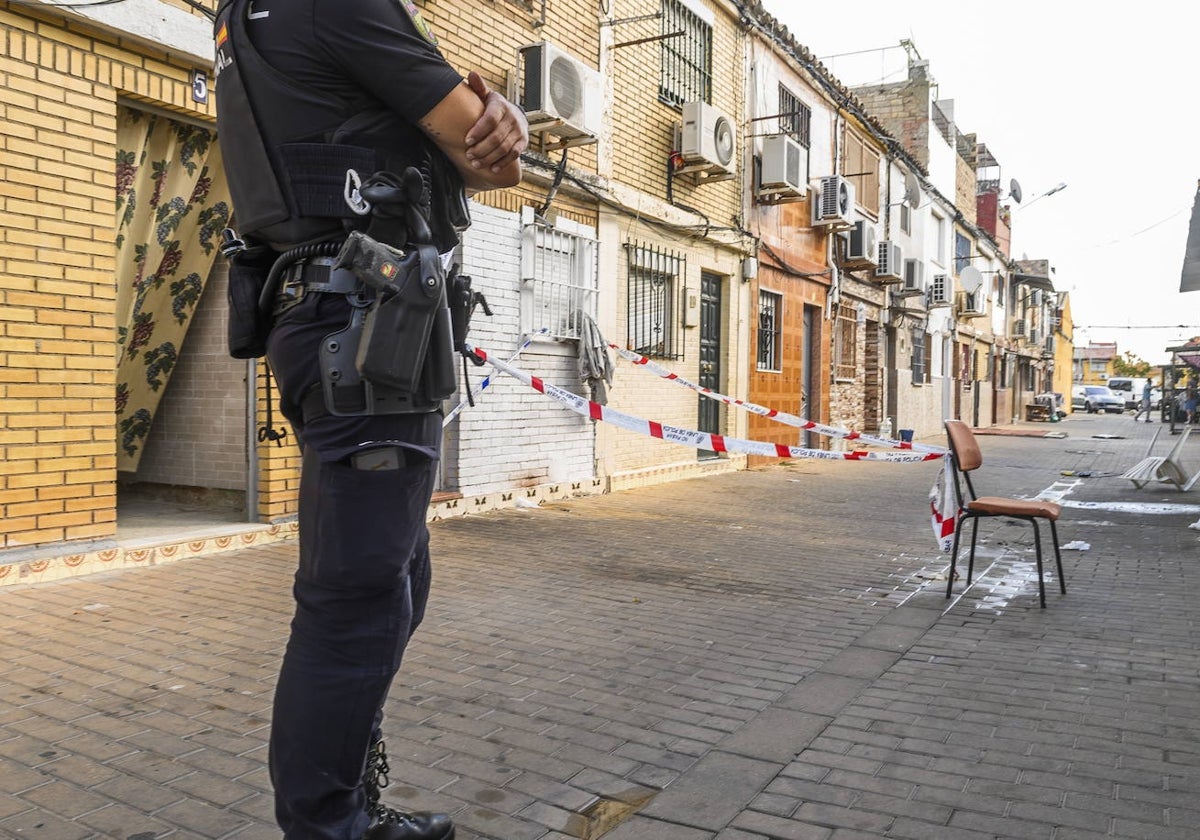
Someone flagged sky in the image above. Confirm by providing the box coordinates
[760,0,1200,367]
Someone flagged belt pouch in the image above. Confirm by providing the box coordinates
[227,253,274,359]
[356,244,442,393]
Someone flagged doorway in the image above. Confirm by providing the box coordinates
[698,271,723,459]
[802,305,821,448]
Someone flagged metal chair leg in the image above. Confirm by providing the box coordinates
[1031,519,1046,608]
[967,516,980,584]
[1049,518,1066,594]
[947,515,964,598]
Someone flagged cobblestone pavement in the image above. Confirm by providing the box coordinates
[0,413,1197,839]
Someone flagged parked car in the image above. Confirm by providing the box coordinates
[1073,385,1125,414]
[1150,387,1163,410]
[1106,377,1145,410]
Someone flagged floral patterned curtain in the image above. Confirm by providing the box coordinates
[114,107,232,472]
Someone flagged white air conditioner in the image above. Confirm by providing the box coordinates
[811,175,856,226]
[928,274,951,306]
[758,133,806,198]
[958,290,987,318]
[875,240,903,282]
[903,259,925,293]
[1029,327,1040,345]
[1013,318,1027,338]
[518,42,602,140]
[845,220,877,265]
[680,101,735,175]
[1031,289,1043,308]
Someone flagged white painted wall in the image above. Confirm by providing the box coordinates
[450,203,595,496]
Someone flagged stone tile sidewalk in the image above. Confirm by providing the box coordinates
[0,412,1196,839]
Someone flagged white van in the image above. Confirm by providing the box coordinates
[1106,377,1145,411]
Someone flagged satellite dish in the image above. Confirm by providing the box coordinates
[960,265,984,295]
[903,171,921,207]
[1009,178,1023,204]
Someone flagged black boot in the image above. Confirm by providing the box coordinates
[362,740,455,840]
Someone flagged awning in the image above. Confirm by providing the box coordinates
[1013,272,1055,292]
[1181,183,1200,292]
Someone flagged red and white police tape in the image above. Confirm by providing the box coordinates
[465,344,942,465]
[609,343,948,456]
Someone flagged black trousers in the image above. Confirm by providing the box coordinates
[266,291,439,839]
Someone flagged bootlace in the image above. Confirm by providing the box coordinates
[364,739,392,808]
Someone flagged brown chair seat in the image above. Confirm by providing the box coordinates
[968,497,1062,520]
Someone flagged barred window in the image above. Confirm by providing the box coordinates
[659,0,712,107]
[519,208,598,340]
[834,303,858,380]
[778,84,811,147]
[757,290,781,371]
[911,328,927,384]
[627,242,685,359]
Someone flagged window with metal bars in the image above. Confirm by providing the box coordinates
[911,328,927,384]
[659,0,712,107]
[954,232,971,275]
[834,303,858,380]
[757,290,781,371]
[519,208,598,340]
[777,84,811,147]
[627,242,685,359]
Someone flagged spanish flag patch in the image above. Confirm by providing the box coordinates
[216,22,229,48]
[398,0,438,45]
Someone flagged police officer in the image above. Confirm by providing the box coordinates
[212,0,527,837]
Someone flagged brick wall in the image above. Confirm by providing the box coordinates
[135,259,248,494]
[453,201,596,495]
[0,6,216,549]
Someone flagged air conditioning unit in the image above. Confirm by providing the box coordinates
[928,273,951,305]
[811,175,856,226]
[519,42,602,140]
[1029,327,1040,345]
[843,220,877,266]
[758,133,806,199]
[903,259,925,293]
[1013,318,1027,338]
[957,290,987,318]
[1031,289,1043,308]
[875,240,903,282]
[680,101,736,176]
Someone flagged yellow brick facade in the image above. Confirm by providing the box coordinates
[0,5,224,549]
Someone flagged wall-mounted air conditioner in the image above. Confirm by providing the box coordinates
[903,259,925,294]
[1013,318,1027,338]
[811,175,855,226]
[875,240,903,282]
[758,133,806,199]
[1029,327,1040,345]
[845,220,877,266]
[957,290,987,318]
[518,42,602,141]
[928,274,951,306]
[680,101,735,176]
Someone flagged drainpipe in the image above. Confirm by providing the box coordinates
[246,358,259,523]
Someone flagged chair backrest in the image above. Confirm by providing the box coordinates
[945,419,983,471]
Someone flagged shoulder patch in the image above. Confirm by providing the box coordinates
[398,0,438,45]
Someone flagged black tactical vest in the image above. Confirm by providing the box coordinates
[213,0,465,249]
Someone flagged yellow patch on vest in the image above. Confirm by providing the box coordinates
[399,0,438,45]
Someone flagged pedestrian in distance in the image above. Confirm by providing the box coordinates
[1132,379,1154,422]
[212,0,528,837]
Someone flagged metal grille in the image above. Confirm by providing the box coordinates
[757,290,780,371]
[778,84,811,147]
[627,242,685,360]
[911,328,926,384]
[659,0,712,107]
[520,210,598,340]
[835,303,857,380]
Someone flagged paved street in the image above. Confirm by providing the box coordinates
[0,413,1198,839]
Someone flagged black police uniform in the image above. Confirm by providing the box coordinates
[213,0,464,837]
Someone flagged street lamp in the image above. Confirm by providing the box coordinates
[1018,182,1068,210]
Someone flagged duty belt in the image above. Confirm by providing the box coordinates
[274,257,363,316]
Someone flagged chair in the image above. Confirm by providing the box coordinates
[944,419,1066,607]
[1120,426,1200,491]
